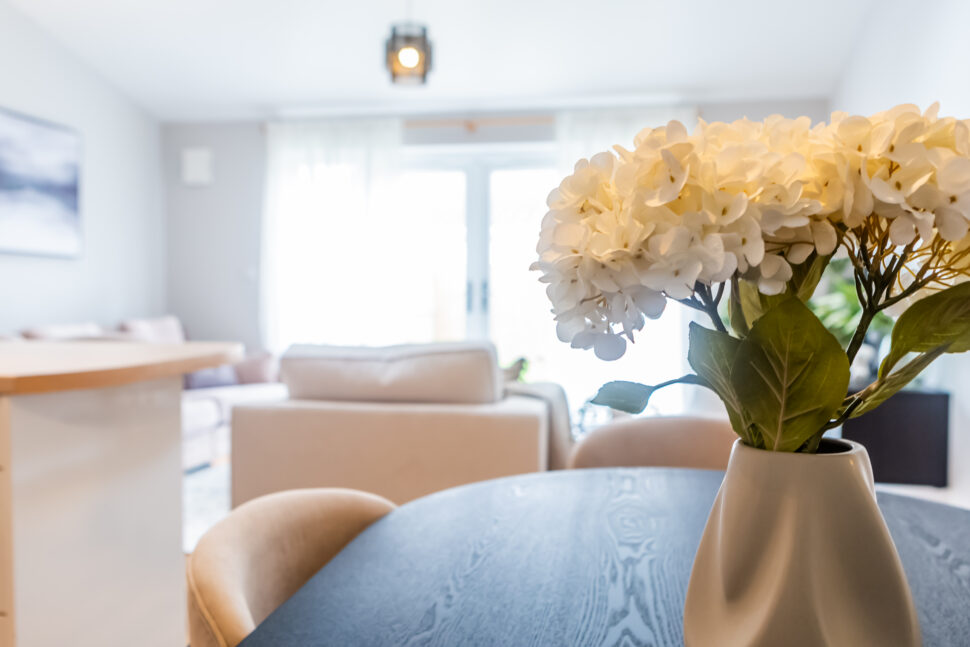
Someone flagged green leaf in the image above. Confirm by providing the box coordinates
[728,281,750,337]
[881,282,970,375]
[737,279,785,328]
[852,346,948,417]
[732,298,851,452]
[687,322,752,444]
[792,253,831,301]
[591,376,707,414]
[737,254,832,327]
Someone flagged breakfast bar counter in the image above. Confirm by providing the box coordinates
[0,341,240,647]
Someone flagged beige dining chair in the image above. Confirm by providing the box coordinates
[568,416,737,470]
[186,488,395,647]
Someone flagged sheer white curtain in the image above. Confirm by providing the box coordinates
[556,105,699,173]
[551,106,708,421]
[260,119,403,352]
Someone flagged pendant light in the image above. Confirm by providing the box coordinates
[385,2,432,84]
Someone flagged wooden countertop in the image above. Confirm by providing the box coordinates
[0,341,243,395]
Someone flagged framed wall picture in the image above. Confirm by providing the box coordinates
[0,106,82,257]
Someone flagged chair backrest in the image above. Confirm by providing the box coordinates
[186,488,394,647]
[568,416,737,470]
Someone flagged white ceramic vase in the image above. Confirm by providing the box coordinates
[683,438,921,647]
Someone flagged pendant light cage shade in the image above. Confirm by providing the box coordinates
[385,23,432,84]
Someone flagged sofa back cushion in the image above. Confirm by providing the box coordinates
[21,322,109,340]
[184,364,240,390]
[118,315,187,343]
[281,342,502,404]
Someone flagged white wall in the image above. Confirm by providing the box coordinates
[699,98,830,124]
[833,1,970,116]
[0,1,166,333]
[834,0,970,507]
[163,123,265,349]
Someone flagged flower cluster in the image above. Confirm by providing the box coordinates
[825,104,970,243]
[533,104,970,359]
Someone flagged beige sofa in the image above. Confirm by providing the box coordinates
[231,342,572,506]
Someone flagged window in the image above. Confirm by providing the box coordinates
[403,145,689,422]
[264,116,693,425]
[489,166,688,425]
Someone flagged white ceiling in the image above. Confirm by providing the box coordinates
[9,0,877,122]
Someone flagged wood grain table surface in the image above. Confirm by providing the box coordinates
[240,468,970,646]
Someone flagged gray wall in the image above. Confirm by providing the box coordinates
[0,0,166,333]
[163,123,265,349]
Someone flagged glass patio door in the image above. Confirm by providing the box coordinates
[267,167,468,348]
[391,169,468,343]
[487,166,689,420]
[399,148,689,420]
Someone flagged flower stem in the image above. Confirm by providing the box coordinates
[677,283,729,333]
[696,283,728,333]
[845,307,875,364]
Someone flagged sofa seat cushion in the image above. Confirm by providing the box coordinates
[182,382,289,434]
[281,342,503,405]
[182,394,223,436]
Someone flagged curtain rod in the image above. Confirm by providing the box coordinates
[260,114,556,133]
[403,115,554,130]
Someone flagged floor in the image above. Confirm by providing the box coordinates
[183,457,230,553]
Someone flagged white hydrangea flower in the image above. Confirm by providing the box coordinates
[824,102,970,251]
[534,104,970,360]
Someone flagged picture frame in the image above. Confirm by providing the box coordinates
[0,105,82,258]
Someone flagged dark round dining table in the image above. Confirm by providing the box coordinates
[239,469,970,646]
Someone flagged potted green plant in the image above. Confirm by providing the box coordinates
[533,103,970,645]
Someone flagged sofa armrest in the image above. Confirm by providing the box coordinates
[505,381,573,470]
[231,395,547,506]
